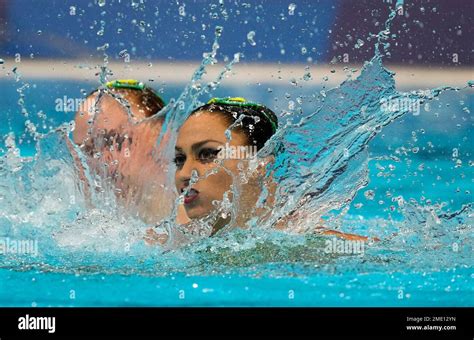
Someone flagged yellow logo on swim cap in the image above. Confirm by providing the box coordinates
[208,97,247,104]
[105,79,144,90]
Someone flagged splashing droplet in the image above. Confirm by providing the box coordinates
[364,190,375,200]
[355,39,365,49]
[247,31,256,46]
[288,3,296,15]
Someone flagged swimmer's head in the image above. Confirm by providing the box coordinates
[174,97,278,221]
[195,97,278,150]
[104,79,165,119]
[73,79,165,147]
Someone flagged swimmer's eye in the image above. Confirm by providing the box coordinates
[173,154,186,168]
[197,148,220,163]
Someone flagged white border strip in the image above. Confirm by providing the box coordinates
[0,59,471,88]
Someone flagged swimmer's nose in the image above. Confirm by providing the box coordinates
[177,158,199,186]
[181,179,190,191]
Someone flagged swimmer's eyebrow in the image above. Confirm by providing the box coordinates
[175,140,222,153]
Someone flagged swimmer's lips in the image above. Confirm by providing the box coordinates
[182,188,199,205]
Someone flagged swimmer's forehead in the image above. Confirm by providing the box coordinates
[176,111,245,150]
[84,89,143,105]
[178,113,226,141]
[80,90,160,120]
[78,92,127,115]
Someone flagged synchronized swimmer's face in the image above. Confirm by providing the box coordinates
[174,111,249,219]
[73,91,155,148]
[73,91,194,224]
[73,91,163,190]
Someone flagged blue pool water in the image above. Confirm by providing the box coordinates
[2,266,472,307]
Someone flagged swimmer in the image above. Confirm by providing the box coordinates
[70,79,188,223]
[146,97,375,245]
[73,79,165,181]
[174,97,278,231]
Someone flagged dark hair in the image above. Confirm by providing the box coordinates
[89,86,165,118]
[191,102,278,150]
[78,85,165,153]
[135,87,166,117]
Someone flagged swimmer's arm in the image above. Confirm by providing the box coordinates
[275,210,379,241]
[315,227,380,242]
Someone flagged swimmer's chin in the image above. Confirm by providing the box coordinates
[183,205,209,220]
[182,199,216,220]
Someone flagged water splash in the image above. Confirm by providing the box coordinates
[0,1,472,279]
